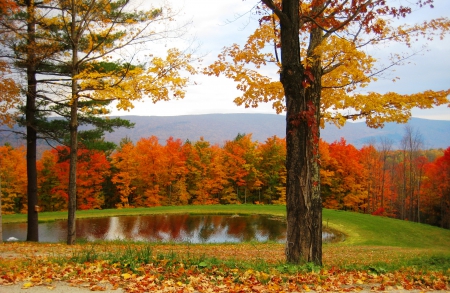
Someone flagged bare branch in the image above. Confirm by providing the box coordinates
[260,0,290,27]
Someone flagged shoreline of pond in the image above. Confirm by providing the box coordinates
[2,213,346,244]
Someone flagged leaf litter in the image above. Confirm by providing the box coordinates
[0,242,448,292]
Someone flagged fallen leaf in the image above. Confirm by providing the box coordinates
[22,282,34,289]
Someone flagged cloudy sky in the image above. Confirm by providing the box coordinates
[110,0,450,121]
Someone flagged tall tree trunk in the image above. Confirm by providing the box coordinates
[67,0,78,245]
[280,0,322,265]
[67,98,78,244]
[26,0,39,242]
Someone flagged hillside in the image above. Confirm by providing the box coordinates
[1,114,449,149]
[103,114,450,149]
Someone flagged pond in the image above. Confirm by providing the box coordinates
[2,214,341,243]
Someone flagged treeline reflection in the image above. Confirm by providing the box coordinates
[3,214,338,243]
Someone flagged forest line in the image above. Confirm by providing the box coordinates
[1,132,449,229]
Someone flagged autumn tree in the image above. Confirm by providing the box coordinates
[257,136,286,203]
[422,147,450,228]
[0,0,56,241]
[161,138,188,205]
[360,143,382,213]
[207,0,450,264]
[183,138,227,205]
[0,0,19,127]
[377,137,394,214]
[223,134,262,204]
[111,141,138,208]
[0,145,27,214]
[0,62,20,127]
[37,150,65,212]
[47,145,111,210]
[0,0,20,242]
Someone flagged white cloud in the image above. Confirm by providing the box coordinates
[111,0,450,121]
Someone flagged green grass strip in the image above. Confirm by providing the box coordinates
[3,204,450,250]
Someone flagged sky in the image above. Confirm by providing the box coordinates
[110,0,450,121]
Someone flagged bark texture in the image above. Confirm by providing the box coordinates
[26,0,39,242]
[277,0,323,264]
[67,0,78,245]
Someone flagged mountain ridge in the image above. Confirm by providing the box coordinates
[1,114,448,150]
[103,114,450,149]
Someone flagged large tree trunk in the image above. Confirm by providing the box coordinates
[280,0,322,265]
[26,0,39,242]
[67,0,78,245]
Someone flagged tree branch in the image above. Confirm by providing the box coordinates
[260,0,290,27]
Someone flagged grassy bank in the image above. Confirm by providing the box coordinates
[1,204,286,224]
[3,204,450,251]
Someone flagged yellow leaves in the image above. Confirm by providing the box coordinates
[205,43,284,114]
[0,61,20,127]
[2,242,450,292]
[335,89,450,128]
[74,48,196,111]
[205,3,450,129]
[121,272,134,280]
[22,282,34,289]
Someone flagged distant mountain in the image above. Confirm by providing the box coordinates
[104,114,286,146]
[103,114,450,149]
[1,114,449,150]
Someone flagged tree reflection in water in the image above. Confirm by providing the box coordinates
[2,214,339,243]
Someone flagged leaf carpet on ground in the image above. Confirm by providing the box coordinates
[0,242,448,292]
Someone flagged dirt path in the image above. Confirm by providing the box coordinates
[1,282,449,293]
[0,282,123,293]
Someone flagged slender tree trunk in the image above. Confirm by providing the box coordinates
[67,98,78,244]
[26,0,39,242]
[280,0,322,265]
[379,138,393,212]
[401,150,406,220]
[67,0,78,245]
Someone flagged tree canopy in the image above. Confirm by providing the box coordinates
[205,0,450,265]
[206,0,450,127]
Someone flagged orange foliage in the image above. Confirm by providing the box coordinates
[0,145,27,214]
[422,147,450,228]
[27,134,450,229]
[322,138,367,212]
[42,146,110,211]
[0,0,17,17]
[37,151,66,212]
[183,139,226,205]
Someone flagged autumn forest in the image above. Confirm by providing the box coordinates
[1,0,450,266]
[1,130,449,229]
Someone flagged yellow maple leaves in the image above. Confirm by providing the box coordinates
[0,61,20,127]
[75,50,196,112]
[206,3,450,127]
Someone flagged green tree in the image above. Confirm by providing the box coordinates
[9,0,195,244]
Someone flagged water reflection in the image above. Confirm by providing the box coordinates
[2,214,339,243]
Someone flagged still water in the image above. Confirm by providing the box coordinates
[2,214,339,243]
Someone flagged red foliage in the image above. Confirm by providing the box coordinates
[371,207,385,216]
